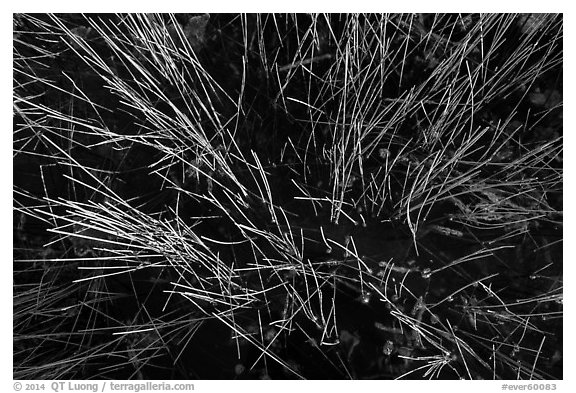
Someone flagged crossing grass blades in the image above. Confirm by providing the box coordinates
[13,13,562,379]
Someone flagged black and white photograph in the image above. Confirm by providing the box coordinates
[12,10,563,383]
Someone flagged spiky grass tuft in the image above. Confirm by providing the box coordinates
[14,13,562,379]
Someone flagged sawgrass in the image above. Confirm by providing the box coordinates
[13,13,562,379]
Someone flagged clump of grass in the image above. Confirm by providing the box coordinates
[14,13,562,379]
